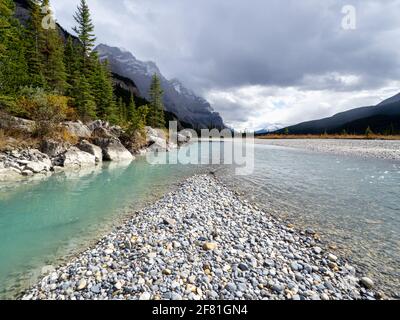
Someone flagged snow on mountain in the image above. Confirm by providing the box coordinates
[255,124,285,134]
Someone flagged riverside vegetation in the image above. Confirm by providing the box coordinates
[0,0,166,160]
[0,0,181,180]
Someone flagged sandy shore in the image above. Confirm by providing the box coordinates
[21,175,382,300]
[258,139,400,161]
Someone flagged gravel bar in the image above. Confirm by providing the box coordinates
[21,174,381,300]
[259,139,400,161]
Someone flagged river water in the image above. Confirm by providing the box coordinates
[0,140,399,298]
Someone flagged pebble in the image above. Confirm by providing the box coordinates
[21,175,380,301]
[203,243,218,251]
[360,277,374,289]
[77,279,87,291]
[139,292,151,300]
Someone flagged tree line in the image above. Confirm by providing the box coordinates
[0,0,165,133]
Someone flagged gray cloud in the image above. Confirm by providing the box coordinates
[52,0,400,129]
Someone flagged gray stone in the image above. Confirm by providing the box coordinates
[77,140,103,162]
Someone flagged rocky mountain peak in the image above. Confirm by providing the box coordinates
[95,44,225,129]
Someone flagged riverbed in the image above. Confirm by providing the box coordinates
[0,140,399,298]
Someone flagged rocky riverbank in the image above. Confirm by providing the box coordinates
[21,174,382,300]
[0,116,191,182]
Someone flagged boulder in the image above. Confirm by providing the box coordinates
[40,139,69,158]
[87,120,109,131]
[93,138,134,162]
[60,147,96,168]
[0,148,52,179]
[0,114,35,133]
[18,149,52,173]
[180,129,193,141]
[77,140,103,163]
[109,125,124,138]
[0,167,23,181]
[63,121,91,139]
[148,137,168,152]
[24,160,51,173]
[145,127,168,152]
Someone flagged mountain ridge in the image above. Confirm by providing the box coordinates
[95,44,225,129]
[272,93,400,135]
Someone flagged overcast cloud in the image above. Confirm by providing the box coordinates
[52,0,400,130]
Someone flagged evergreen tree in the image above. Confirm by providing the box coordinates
[25,0,66,92]
[73,0,96,70]
[70,72,96,120]
[64,36,81,94]
[89,57,117,122]
[40,0,67,93]
[116,97,125,123]
[0,0,29,94]
[127,93,136,122]
[25,0,45,87]
[148,74,165,128]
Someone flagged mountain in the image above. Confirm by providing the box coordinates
[378,93,400,106]
[95,44,225,130]
[13,0,80,44]
[255,123,285,135]
[273,93,400,135]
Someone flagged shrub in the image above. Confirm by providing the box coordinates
[365,126,374,137]
[15,88,74,138]
[55,127,79,145]
[0,129,5,150]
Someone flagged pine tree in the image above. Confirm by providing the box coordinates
[64,36,81,94]
[89,57,117,122]
[25,0,66,92]
[127,93,136,122]
[40,0,67,93]
[73,0,96,70]
[25,0,46,87]
[148,74,165,128]
[70,72,96,120]
[0,0,29,95]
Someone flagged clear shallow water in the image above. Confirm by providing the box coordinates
[0,145,217,299]
[217,140,400,297]
[0,140,399,298]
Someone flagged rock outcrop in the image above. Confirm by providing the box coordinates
[63,121,91,139]
[93,138,134,162]
[59,147,96,168]
[0,149,52,181]
[40,139,70,158]
[77,140,103,163]
[145,127,168,152]
[0,116,192,181]
[0,114,35,134]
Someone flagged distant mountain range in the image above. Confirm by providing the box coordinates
[95,44,225,130]
[272,93,400,135]
[254,124,285,135]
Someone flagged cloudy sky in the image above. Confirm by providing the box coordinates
[52,0,400,131]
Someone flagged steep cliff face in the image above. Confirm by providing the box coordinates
[95,44,225,130]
